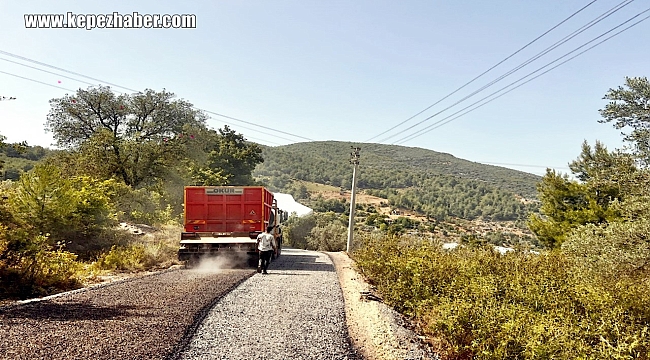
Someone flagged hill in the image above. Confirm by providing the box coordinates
[255,141,539,197]
[254,141,541,222]
[0,144,52,180]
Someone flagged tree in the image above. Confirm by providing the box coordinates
[307,222,347,251]
[563,191,650,277]
[45,86,207,187]
[9,164,118,254]
[0,183,81,299]
[528,77,650,248]
[599,76,650,166]
[189,125,263,186]
[284,214,317,249]
[528,142,634,248]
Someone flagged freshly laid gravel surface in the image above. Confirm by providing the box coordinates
[178,248,360,360]
[0,267,254,360]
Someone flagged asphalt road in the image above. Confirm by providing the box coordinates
[0,249,360,360]
[0,267,253,360]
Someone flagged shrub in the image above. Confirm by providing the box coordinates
[0,228,81,299]
[90,242,172,272]
[284,214,317,249]
[9,164,119,255]
[89,227,181,272]
[113,186,180,225]
[353,235,650,359]
[307,222,347,251]
[563,194,650,278]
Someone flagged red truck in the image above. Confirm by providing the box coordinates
[178,186,287,264]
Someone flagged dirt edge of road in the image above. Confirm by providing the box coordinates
[327,252,438,360]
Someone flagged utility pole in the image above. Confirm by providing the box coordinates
[346,146,360,253]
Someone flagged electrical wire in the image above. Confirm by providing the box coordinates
[202,109,312,141]
[0,50,139,92]
[0,57,98,87]
[0,65,287,147]
[0,51,313,142]
[206,116,296,143]
[394,9,650,144]
[377,0,635,144]
[364,0,599,142]
[478,162,570,169]
[237,133,283,146]
[0,70,76,92]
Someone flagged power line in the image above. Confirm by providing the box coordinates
[239,133,283,146]
[202,110,312,141]
[394,9,650,144]
[377,0,635,144]
[207,116,297,144]
[0,50,139,92]
[0,70,76,92]
[0,57,98,87]
[0,67,285,147]
[479,162,570,170]
[364,0,599,142]
[0,49,313,142]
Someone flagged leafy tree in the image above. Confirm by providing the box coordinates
[307,222,347,251]
[312,196,348,213]
[0,134,5,174]
[45,86,207,187]
[563,189,650,277]
[0,176,82,299]
[284,214,317,249]
[386,216,420,236]
[0,133,31,179]
[528,144,632,248]
[289,183,310,200]
[599,76,650,166]
[9,164,119,255]
[365,212,388,227]
[284,212,347,250]
[189,126,263,186]
[528,76,647,248]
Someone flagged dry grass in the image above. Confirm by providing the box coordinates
[80,225,182,283]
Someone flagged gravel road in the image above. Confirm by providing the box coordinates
[0,267,254,360]
[178,248,360,360]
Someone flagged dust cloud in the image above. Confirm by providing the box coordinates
[189,253,256,273]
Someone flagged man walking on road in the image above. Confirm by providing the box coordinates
[257,225,276,274]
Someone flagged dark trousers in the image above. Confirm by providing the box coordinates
[258,250,273,272]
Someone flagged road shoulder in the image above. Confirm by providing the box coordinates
[327,251,438,360]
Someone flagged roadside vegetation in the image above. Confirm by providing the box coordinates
[354,237,650,359]
[353,76,650,359]
[0,86,264,300]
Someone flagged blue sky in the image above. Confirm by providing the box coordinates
[0,1,648,176]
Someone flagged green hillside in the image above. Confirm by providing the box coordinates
[255,141,539,196]
[0,144,52,180]
[254,141,541,222]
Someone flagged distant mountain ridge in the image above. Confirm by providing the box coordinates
[255,141,540,198]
